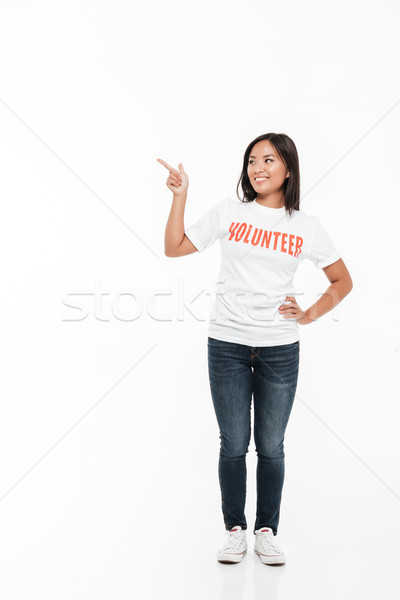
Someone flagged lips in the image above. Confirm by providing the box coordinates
[255,177,268,181]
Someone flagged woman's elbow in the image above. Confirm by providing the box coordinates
[164,248,176,258]
[341,276,353,298]
[346,275,354,293]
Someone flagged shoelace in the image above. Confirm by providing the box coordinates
[257,531,282,554]
[221,530,246,551]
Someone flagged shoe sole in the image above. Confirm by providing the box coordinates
[217,549,247,563]
[254,549,286,565]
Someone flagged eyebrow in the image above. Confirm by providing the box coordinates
[249,154,275,158]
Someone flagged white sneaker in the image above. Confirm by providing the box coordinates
[217,525,247,563]
[254,527,286,565]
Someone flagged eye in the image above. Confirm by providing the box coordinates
[248,158,272,164]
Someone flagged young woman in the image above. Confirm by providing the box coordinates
[157,133,353,565]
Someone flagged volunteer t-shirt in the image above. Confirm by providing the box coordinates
[184,196,341,347]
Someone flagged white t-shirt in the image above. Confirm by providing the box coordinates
[184,196,341,347]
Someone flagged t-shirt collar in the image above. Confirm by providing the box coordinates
[249,199,287,215]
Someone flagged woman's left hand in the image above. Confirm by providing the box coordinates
[279,296,310,325]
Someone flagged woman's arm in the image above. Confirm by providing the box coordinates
[298,258,353,324]
[157,158,197,257]
[164,191,198,257]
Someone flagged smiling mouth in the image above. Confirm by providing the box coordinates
[255,177,269,181]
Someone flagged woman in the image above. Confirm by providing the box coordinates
[157,133,353,566]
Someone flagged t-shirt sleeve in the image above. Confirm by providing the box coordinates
[184,198,228,253]
[308,217,341,268]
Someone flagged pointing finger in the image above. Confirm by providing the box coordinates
[157,158,181,177]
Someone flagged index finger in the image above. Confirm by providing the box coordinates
[156,158,180,176]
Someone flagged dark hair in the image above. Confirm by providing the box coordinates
[236,133,300,217]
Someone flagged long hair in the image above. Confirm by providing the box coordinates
[236,133,300,217]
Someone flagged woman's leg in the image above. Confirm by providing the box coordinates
[207,337,253,531]
[252,341,300,535]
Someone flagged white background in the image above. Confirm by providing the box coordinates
[0,0,399,598]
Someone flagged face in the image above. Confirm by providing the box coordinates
[247,140,289,194]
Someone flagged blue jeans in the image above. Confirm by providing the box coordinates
[207,336,300,536]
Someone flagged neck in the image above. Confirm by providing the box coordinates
[256,190,285,209]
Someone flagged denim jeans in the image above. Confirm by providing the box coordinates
[207,336,300,536]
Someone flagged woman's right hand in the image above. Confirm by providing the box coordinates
[156,158,189,195]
